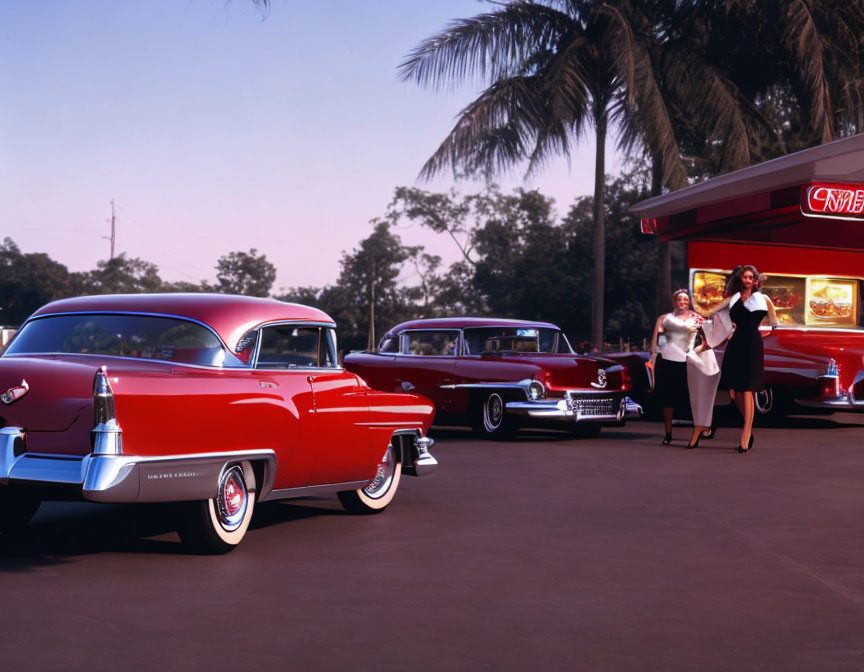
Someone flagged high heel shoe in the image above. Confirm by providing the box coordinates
[687,435,700,449]
[701,426,716,440]
[736,434,754,453]
[662,432,672,445]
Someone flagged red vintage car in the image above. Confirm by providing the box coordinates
[344,317,641,439]
[0,294,436,552]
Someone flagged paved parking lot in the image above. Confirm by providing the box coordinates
[2,413,864,671]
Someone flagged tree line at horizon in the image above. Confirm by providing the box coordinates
[0,163,684,352]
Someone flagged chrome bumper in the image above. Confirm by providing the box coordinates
[505,394,642,423]
[409,435,438,477]
[795,397,864,410]
[0,427,277,503]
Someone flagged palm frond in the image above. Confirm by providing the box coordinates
[616,42,688,189]
[782,0,833,142]
[664,49,752,170]
[599,3,637,107]
[398,3,576,91]
[419,75,554,180]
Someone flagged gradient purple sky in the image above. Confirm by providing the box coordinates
[1,1,624,291]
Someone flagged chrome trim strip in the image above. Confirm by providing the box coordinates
[2,351,247,371]
[439,382,526,390]
[795,397,864,410]
[6,311,248,368]
[262,480,370,502]
[0,432,277,503]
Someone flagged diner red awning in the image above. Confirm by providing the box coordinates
[631,133,864,251]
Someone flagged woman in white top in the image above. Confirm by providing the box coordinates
[649,289,698,446]
[650,289,722,448]
[694,266,779,453]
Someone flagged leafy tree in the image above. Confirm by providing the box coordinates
[82,254,163,295]
[0,238,80,324]
[162,280,210,293]
[278,222,418,351]
[215,249,276,296]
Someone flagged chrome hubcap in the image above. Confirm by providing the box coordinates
[484,394,504,431]
[364,444,396,499]
[756,388,773,413]
[217,466,248,531]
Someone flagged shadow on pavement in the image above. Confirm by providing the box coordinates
[0,498,346,570]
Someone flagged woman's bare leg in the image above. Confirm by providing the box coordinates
[663,407,673,435]
[741,392,755,449]
[689,426,705,446]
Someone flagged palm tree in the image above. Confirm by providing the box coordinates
[400,1,698,349]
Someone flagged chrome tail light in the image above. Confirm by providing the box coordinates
[818,359,841,400]
[92,366,123,455]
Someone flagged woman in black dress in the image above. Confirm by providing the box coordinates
[695,266,779,453]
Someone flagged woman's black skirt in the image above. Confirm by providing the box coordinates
[654,355,691,414]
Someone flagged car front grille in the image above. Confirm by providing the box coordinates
[566,393,618,417]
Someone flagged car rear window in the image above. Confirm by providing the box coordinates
[463,327,572,354]
[4,314,244,367]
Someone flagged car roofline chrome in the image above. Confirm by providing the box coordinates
[249,321,340,369]
[6,311,247,369]
[2,352,247,372]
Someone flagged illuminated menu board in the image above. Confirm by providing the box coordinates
[806,278,858,327]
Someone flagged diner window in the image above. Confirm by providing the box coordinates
[257,326,321,368]
[692,269,864,329]
[401,330,459,356]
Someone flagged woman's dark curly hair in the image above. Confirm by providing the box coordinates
[725,265,765,296]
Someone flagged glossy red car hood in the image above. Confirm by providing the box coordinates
[477,352,623,390]
[770,329,864,388]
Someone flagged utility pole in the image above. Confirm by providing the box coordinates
[105,199,117,259]
[367,261,377,352]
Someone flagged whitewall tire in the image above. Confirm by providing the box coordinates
[178,462,256,554]
[338,442,402,514]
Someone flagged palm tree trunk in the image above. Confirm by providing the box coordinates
[591,110,607,351]
[653,156,671,316]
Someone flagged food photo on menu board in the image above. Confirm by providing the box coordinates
[806,278,858,327]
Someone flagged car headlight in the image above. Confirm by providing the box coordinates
[527,380,545,401]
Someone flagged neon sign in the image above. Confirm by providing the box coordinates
[802,183,864,219]
[640,218,657,234]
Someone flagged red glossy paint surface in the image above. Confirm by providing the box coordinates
[30,294,333,352]
[0,297,433,490]
[345,319,627,422]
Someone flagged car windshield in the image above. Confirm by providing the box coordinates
[4,314,245,367]
[463,327,572,354]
